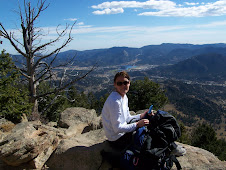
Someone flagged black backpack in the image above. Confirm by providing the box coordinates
[120,110,182,170]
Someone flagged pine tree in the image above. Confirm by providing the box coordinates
[128,77,168,111]
[191,123,217,148]
[0,50,32,123]
[67,86,89,108]
[37,81,69,122]
[191,123,226,161]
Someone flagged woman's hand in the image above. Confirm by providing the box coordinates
[140,110,148,119]
[136,119,149,128]
[140,109,155,119]
[149,110,155,116]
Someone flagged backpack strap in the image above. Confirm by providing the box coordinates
[171,155,182,170]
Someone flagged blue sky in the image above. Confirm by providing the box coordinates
[1,0,226,54]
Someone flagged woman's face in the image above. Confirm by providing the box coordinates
[114,76,130,97]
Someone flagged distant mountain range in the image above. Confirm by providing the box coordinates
[55,43,226,67]
[12,43,226,82]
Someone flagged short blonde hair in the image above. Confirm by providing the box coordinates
[114,71,130,83]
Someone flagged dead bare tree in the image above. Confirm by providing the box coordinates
[0,0,95,119]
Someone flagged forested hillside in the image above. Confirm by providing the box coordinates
[148,53,226,83]
[163,80,225,125]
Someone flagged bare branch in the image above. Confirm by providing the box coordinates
[33,22,75,56]
[32,37,73,72]
[34,61,51,84]
[31,0,49,24]
[59,68,68,87]
[0,23,27,57]
[52,53,77,69]
[36,64,97,99]
[19,0,25,27]
[11,34,24,47]
[59,65,96,91]
[19,69,30,79]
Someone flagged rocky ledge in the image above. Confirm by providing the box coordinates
[0,107,225,169]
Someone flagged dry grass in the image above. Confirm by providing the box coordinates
[0,123,15,132]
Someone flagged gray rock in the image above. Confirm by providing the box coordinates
[0,108,225,170]
[46,129,110,170]
[174,142,226,170]
[58,107,102,135]
[0,121,63,169]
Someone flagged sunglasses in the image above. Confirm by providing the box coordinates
[116,81,130,86]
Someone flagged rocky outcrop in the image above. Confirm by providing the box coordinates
[175,143,226,170]
[58,107,102,136]
[0,107,225,169]
[46,130,226,170]
[0,121,65,169]
[46,129,108,170]
[0,107,102,169]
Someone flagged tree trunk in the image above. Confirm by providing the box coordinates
[29,82,40,120]
[29,98,40,121]
[27,57,40,121]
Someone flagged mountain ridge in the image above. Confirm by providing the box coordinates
[11,43,226,68]
[56,43,226,67]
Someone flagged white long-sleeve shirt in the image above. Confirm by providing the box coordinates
[101,91,141,141]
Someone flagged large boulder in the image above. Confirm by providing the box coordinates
[46,129,226,170]
[58,107,102,136]
[0,121,65,169]
[46,128,111,170]
[173,142,226,170]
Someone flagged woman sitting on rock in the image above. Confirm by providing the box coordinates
[101,71,150,150]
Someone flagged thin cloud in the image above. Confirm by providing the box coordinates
[10,20,224,38]
[64,18,77,21]
[91,0,226,17]
[195,20,226,28]
[6,20,225,39]
[77,22,84,26]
